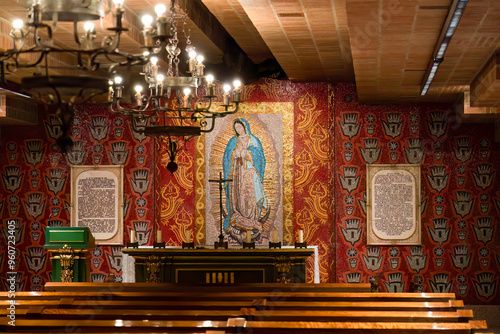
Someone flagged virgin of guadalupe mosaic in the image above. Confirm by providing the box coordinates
[205,114,283,245]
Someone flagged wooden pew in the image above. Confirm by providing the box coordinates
[0,307,475,323]
[0,318,488,334]
[45,282,373,293]
[0,289,468,317]
[0,291,465,318]
[0,290,459,303]
[0,284,488,334]
[262,298,465,311]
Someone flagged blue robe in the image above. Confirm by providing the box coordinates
[222,118,267,231]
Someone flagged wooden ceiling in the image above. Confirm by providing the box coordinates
[1,0,500,105]
[203,0,500,105]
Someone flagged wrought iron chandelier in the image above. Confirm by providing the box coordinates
[108,1,243,172]
[0,0,243,171]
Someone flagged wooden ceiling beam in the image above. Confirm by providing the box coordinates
[177,0,253,67]
[470,52,500,107]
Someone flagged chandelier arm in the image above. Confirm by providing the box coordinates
[2,42,38,58]
[104,52,147,71]
[13,39,24,53]
[115,99,133,114]
[201,108,222,116]
[73,21,82,47]
[110,100,140,117]
[93,50,123,70]
[108,102,123,115]
[197,97,213,111]
[152,104,164,114]
[10,29,27,52]
[169,101,182,118]
[156,106,203,122]
[101,34,116,51]
[176,106,193,123]
[80,89,108,103]
[34,23,55,49]
[190,110,205,122]
[117,99,136,114]
[102,31,122,53]
[220,103,241,116]
[114,98,151,116]
[76,51,85,69]
[140,97,152,110]
[7,49,47,70]
[198,114,224,133]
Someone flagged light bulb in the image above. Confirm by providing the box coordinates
[12,19,23,30]
[223,84,231,93]
[108,80,113,86]
[134,85,142,94]
[113,0,124,8]
[150,56,158,65]
[143,51,150,57]
[196,55,204,63]
[84,21,94,32]
[156,74,164,83]
[155,4,167,16]
[206,74,214,84]
[141,14,154,28]
[233,80,242,89]
[188,51,197,60]
[114,76,123,85]
[183,88,192,96]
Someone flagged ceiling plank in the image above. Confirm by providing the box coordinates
[237,0,353,82]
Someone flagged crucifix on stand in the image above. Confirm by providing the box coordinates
[209,172,232,249]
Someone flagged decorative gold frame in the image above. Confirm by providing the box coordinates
[366,164,421,245]
[70,165,124,245]
[195,102,294,245]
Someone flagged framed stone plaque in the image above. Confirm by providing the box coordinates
[367,164,421,245]
[71,165,124,245]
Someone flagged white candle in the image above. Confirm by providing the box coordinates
[186,230,191,243]
[108,86,114,102]
[223,84,231,105]
[156,230,162,243]
[298,230,303,243]
[246,230,251,243]
[207,83,214,96]
[272,230,278,243]
[189,58,196,72]
[130,230,136,243]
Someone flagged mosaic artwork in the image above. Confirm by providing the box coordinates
[205,113,284,245]
[192,101,296,246]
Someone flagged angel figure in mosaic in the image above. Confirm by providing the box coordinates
[223,118,270,243]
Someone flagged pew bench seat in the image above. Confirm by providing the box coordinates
[0,318,488,334]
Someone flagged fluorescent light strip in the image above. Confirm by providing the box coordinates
[421,62,440,95]
[420,0,469,95]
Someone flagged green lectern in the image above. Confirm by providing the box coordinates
[44,227,95,282]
